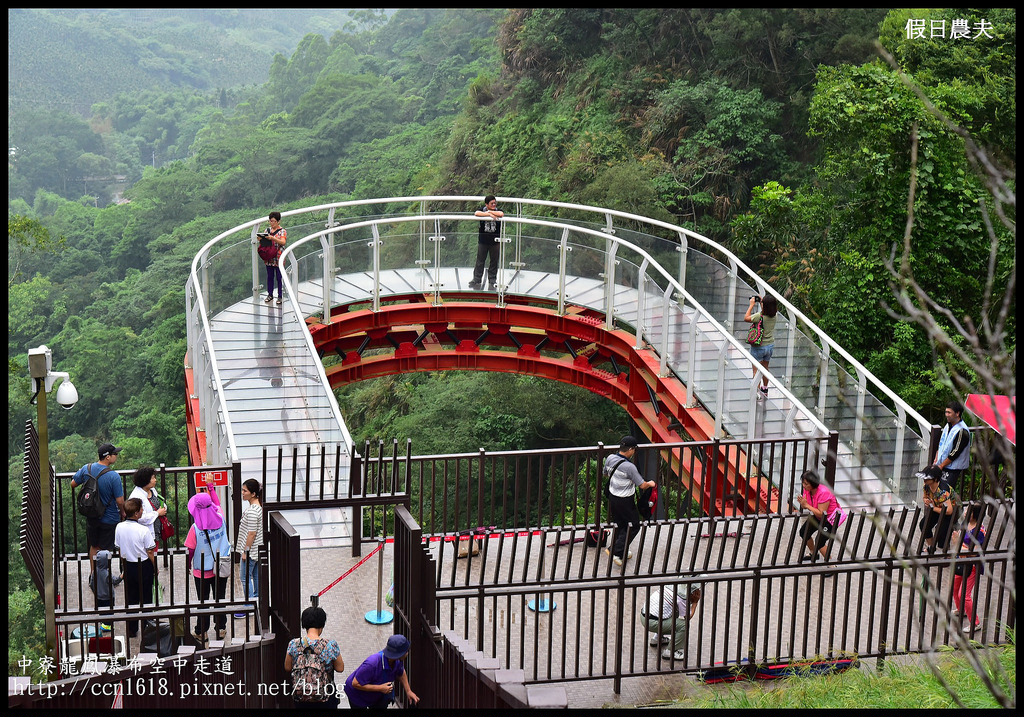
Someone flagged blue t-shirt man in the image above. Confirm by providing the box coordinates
[70,444,126,558]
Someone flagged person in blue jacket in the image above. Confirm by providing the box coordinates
[932,400,972,489]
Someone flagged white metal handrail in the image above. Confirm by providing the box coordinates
[278,213,831,440]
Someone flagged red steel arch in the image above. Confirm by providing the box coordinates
[307,293,778,515]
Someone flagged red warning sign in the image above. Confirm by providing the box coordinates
[194,469,229,488]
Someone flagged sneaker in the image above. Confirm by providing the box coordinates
[649,634,669,647]
[800,554,814,562]
[612,555,624,567]
[950,609,960,619]
[662,649,686,661]
[468,281,480,290]
[264,295,273,303]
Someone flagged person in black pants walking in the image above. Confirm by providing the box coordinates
[603,436,656,566]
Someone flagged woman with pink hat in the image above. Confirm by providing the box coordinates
[184,476,232,644]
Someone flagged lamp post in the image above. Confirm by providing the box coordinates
[28,345,78,678]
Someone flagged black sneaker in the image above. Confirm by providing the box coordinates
[468,281,480,290]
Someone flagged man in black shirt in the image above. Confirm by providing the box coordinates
[469,195,503,290]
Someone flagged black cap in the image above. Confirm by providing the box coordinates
[98,443,121,460]
[619,435,639,450]
[915,465,942,483]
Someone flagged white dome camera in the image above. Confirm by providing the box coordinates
[55,380,79,410]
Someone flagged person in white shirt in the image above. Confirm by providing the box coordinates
[114,498,157,638]
[639,575,705,662]
[235,479,264,606]
[127,466,167,544]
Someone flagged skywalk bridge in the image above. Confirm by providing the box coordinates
[185,196,936,544]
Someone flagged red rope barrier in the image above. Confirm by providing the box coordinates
[315,528,547,597]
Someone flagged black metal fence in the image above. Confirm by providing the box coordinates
[394,500,1014,694]
[254,434,837,557]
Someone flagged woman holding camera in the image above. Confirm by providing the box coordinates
[744,294,778,398]
[258,211,287,305]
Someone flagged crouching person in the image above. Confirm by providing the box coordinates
[640,575,704,663]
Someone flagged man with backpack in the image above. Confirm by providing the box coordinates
[603,435,657,567]
[70,443,126,578]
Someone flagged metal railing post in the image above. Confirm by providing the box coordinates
[557,227,570,316]
[250,226,261,301]
[715,341,727,437]
[686,317,699,408]
[893,406,907,495]
[370,223,382,312]
[854,372,868,458]
[429,218,445,307]
[416,200,431,278]
[658,286,673,377]
[510,201,525,271]
[817,343,831,420]
[726,260,738,333]
[784,313,796,390]
[676,232,688,295]
[323,207,338,325]
[634,259,650,350]
[496,225,510,308]
[603,239,618,330]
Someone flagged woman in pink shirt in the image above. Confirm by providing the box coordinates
[797,469,845,566]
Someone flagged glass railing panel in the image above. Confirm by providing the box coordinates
[203,235,254,318]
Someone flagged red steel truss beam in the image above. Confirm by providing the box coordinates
[308,299,777,515]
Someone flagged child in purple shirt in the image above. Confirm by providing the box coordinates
[343,634,420,709]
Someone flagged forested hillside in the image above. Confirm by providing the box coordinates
[7,8,1015,677]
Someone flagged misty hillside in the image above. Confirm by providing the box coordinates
[7,8,366,115]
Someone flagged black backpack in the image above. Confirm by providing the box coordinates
[77,465,112,519]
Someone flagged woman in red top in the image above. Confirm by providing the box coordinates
[797,469,845,566]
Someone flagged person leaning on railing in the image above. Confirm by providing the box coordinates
[797,469,845,573]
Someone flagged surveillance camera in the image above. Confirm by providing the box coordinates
[55,380,79,410]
